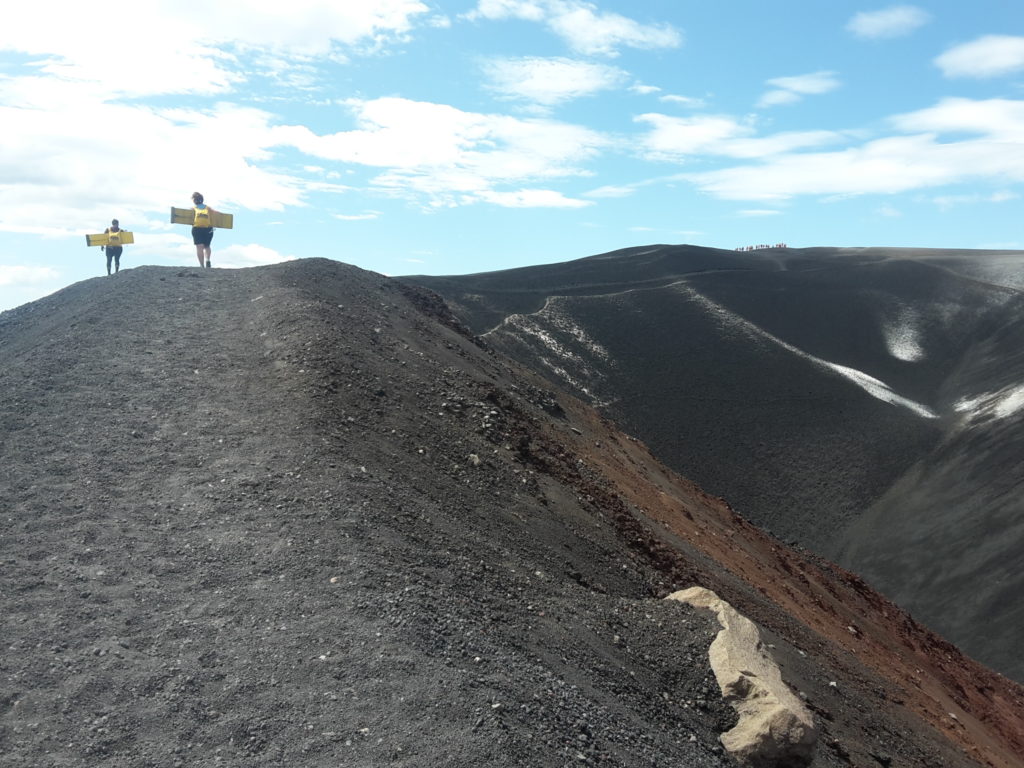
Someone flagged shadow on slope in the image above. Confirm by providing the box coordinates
[409,244,1024,685]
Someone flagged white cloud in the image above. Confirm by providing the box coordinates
[635,113,842,160]
[877,205,902,217]
[738,209,781,217]
[466,0,547,22]
[847,5,930,40]
[546,2,681,57]
[635,114,750,159]
[659,94,706,108]
[932,191,1019,210]
[476,189,592,208]
[0,1,431,99]
[278,97,610,207]
[757,90,802,108]
[681,98,1024,201]
[0,98,305,236]
[482,57,628,106]
[935,35,1024,79]
[465,0,681,57]
[0,1,443,237]
[890,97,1024,138]
[758,71,839,108]
[0,265,60,287]
[722,131,843,158]
[766,72,841,95]
[217,243,295,268]
[630,83,662,95]
[334,212,382,221]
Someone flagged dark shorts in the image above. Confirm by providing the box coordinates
[192,226,214,246]
[105,246,123,259]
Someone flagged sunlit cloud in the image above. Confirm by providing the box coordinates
[334,212,382,221]
[630,83,662,95]
[660,94,706,108]
[935,35,1024,78]
[757,71,840,108]
[847,5,930,40]
[482,57,628,106]
[0,1,432,99]
[0,265,60,287]
[635,114,750,159]
[932,191,1020,210]
[217,243,295,268]
[682,98,1024,201]
[635,113,842,160]
[477,189,593,208]
[465,0,681,57]
[277,97,610,208]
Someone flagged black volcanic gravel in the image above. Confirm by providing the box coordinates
[0,259,991,767]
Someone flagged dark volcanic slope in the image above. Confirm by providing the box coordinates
[409,244,1024,683]
[2,260,1023,768]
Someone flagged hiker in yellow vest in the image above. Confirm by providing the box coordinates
[102,219,123,275]
[191,192,219,268]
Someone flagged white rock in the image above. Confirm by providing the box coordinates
[667,586,817,766]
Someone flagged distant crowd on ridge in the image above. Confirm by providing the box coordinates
[735,243,789,251]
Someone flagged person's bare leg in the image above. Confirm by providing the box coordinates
[203,245,212,268]
[196,245,205,267]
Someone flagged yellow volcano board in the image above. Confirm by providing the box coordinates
[85,231,135,247]
[170,207,233,229]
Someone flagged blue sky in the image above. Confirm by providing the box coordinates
[2,1,1024,311]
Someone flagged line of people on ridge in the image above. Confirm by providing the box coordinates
[100,191,220,275]
[735,243,788,251]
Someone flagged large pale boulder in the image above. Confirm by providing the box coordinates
[667,587,817,766]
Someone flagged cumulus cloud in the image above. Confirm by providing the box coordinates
[659,94,706,108]
[630,83,662,95]
[846,5,930,40]
[890,97,1024,138]
[935,35,1024,78]
[635,114,751,159]
[334,212,382,221]
[0,0,449,235]
[477,189,592,207]
[465,0,681,56]
[757,71,840,108]
[681,98,1024,201]
[482,57,628,106]
[635,113,842,161]
[466,0,547,22]
[584,184,637,198]
[275,97,610,208]
[0,97,306,236]
[217,243,295,268]
[0,265,60,287]
[0,1,431,99]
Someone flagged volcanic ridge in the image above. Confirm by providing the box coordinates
[411,243,1024,687]
[1,258,1022,768]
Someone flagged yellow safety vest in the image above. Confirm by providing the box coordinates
[193,206,212,227]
